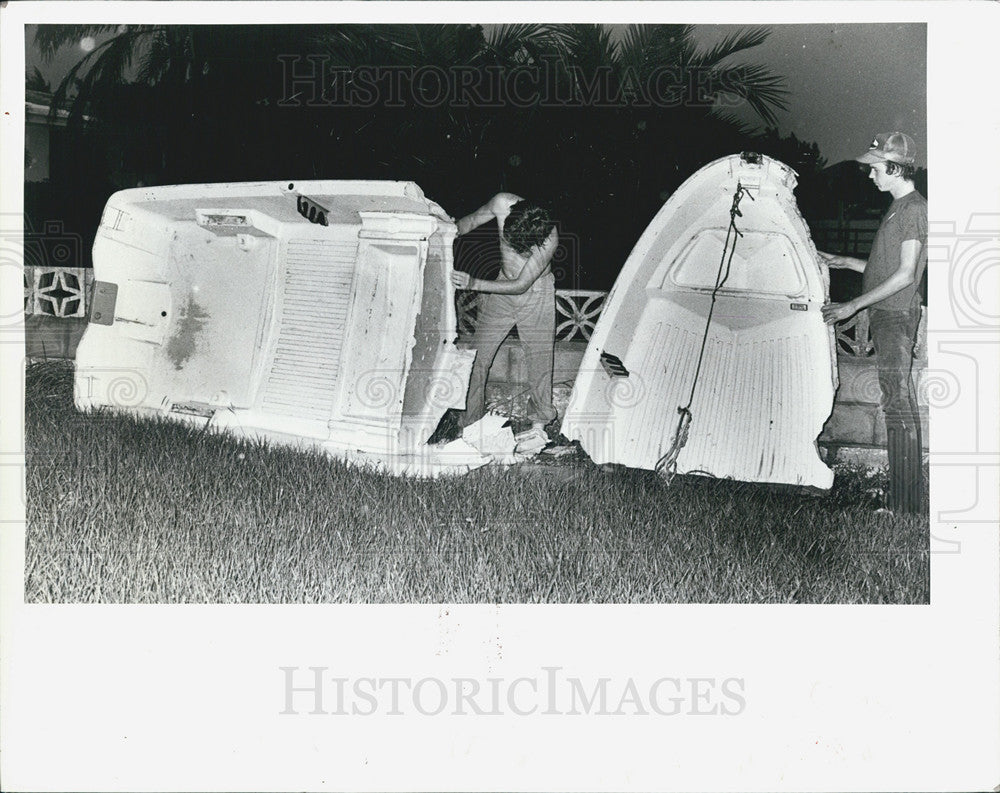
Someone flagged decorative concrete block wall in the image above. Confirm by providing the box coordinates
[24,314,88,361]
[818,336,929,449]
[22,265,93,360]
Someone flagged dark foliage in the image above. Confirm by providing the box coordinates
[28,24,893,291]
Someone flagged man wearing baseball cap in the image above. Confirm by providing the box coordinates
[819,132,927,514]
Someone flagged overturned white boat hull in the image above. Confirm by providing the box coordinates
[75,180,484,476]
[561,154,837,488]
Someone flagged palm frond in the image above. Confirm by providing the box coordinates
[711,63,789,127]
[48,28,159,120]
[617,25,692,75]
[708,109,759,138]
[482,24,560,65]
[314,25,412,67]
[405,25,440,62]
[394,25,483,67]
[316,27,372,66]
[617,24,655,74]
[134,29,172,86]
[643,24,695,68]
[691,26,771,69]
[26,66,51,93]
[548,24,619,71]
[34,25,123,62]
[414,24,486,65]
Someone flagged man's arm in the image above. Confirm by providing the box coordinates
[821,240,921,324]
[817,250,867,273]
[451,229,558,296]
[455,192,523,236]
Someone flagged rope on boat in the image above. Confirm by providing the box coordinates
[655,182,754,485]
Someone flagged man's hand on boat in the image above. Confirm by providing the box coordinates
[821,301,859,324]
[817,250,867,273]
[451,269,472,290]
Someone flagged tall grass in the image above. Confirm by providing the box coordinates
[23,361,928,603]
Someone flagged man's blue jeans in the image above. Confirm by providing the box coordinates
[869,305,924,512]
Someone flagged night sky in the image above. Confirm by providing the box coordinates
[688,23,927,166]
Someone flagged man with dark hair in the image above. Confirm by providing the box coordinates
[820,132,927,513]
[450,192,559,433]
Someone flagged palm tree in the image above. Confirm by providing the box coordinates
[304,24,564,204]
[25,66,51,94]
[35,23,786,178]
[545,24,786,123]
[503,24,788,286]
[35,25,342,180]
[34,23,790,287]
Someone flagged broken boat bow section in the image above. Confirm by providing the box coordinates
[75,180,483,475]
[561,153,837,489]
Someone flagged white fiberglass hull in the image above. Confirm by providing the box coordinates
[75,180,483,476]
[561,153,837,489]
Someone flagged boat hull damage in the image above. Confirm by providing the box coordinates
[561,154,838,489]
[75,180,484,476]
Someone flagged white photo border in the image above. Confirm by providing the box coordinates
[1,2,997,791]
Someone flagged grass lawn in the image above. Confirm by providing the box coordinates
[23,361,929,604]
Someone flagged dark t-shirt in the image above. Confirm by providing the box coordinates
[863,190,928,311]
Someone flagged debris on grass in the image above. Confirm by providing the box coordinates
[513,427,549,458]
[461,413,518,464]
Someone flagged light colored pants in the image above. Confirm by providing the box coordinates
[462,273,557,427]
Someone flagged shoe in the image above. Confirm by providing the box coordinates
[427,408,462,445]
